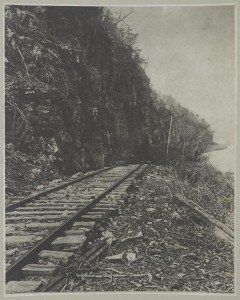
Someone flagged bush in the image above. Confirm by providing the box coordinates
[166,157,234,228]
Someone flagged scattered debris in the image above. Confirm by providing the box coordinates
[121,230,143,243]
[126,252,137,263]
[71,172,83,179]
[36,185,44,190]
[146,208,156,212]
[105,253,126,263]
[48,179,62,187]
[101,230,116,245]
[40,165,235,293]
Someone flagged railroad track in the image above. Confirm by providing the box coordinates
[5,163,149,294]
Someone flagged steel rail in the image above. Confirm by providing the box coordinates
[38,223,130,292]
[6,163,144,283]
[6,167,113,212]
[37,240,109,292]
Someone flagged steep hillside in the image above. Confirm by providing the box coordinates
[5,6,214,179]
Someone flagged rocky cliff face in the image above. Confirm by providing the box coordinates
[5,6,214,175]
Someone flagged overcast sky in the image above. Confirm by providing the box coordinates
[111,5,235,144]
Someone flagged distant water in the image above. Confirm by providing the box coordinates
[204,145,235,173]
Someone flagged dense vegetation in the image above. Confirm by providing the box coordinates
[5,6,214,175]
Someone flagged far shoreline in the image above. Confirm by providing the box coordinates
[205,142,228,153]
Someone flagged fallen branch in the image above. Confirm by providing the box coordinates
[145,225,161,238]
[106,273,114,290]
[96,267,123,274]
[174,193,234,238]
[16,46,31,81]
[60,278,70,292]
[77,273,150,279]
[165,185,173,197]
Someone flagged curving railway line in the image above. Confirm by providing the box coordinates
[5,163,149,294]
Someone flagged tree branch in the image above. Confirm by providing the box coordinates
[115,8,134,25]
[16,46,31,82]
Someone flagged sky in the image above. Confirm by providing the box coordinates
[111,6,235,144]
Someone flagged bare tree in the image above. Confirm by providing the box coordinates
[115,8,134,27]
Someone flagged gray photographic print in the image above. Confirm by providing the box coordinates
[4,3,235,295]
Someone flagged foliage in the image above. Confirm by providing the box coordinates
[161,95,214,161]
[5,6,214,174]
[5,142,63,200]
[169,157,234,228]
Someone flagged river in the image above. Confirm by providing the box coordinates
[204,144,235,173]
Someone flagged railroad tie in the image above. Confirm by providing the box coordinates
[51,235,88,251]
[38,250,74,264]
[5,164,149,293]
[6,281,43,294]
[21,264,56,276]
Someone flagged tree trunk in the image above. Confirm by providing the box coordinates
[166,115,173,163]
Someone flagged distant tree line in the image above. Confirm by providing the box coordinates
[5,6,214,174]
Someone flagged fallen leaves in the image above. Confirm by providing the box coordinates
[126,252,137,263]
[105,253,126,263]
[101,230,116,245]
[65,165,234,293]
